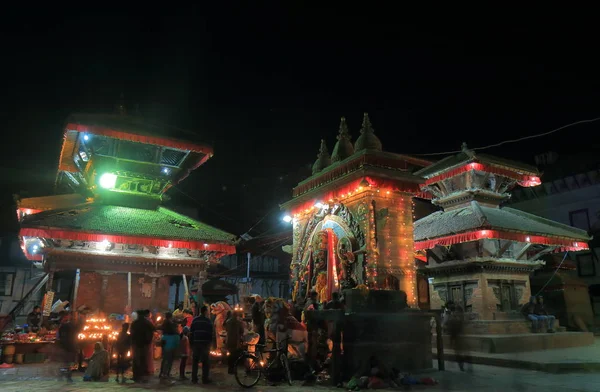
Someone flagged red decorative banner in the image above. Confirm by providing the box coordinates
[414,229,588,251]
[423,162,541,187]
[20,227,236,255]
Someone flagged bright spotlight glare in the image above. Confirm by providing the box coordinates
[98,173,117,189]
[282,215,292,223]
[314,202,324,209]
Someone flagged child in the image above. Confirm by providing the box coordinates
[179,326,190,380]
[114,323,131,383]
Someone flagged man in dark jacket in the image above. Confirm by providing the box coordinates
[57,311,79,382]
[130,310,155,383]
[251,296,265,344]
[225,310,244,374]
[27,305,43,333]
[190,305,213,384]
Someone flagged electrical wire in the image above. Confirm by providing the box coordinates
[169,185,240,224]
[244,207,280,236]
[410,117,600,156]
[534,251,569,297]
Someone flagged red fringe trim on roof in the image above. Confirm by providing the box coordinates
[423,162,541,187]
[414,229,588,251]
[288,176,421,215]
[20,227,236,255]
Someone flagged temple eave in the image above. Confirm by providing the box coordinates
[420,260,543,275]
[44,250,210,275]
[414,228,589,251]
[20,226,237,255]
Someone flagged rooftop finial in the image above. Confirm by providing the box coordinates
[331,116,354,162]
[361,112,374,134]
[354,112,382,151]
[462,142,476,158]
[312,139,332,175]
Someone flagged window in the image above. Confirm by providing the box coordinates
[570,209,590,232]
[0,273,15,296]
[577,253,596,277]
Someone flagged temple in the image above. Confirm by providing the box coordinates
[17,108,237,315]
[414,143,590,317]
[414,144,594,352]
[281,114,432,307]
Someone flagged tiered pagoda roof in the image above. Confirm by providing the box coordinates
[20,203,236,253]
[415,200,590,251]
[414,145,591,255]
[19,106,237,270]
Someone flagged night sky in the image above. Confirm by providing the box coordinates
[2,7,600,237]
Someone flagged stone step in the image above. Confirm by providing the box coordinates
[461,319,561,335]
[434,331,594,353]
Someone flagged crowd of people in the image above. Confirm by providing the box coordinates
[52,299,257,385]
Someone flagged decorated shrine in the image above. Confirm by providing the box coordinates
[17,106,237,316]
[281,114,433,307]
[414,143,590,321]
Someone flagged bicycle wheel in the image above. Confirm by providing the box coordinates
[280,354,292,386]
[234,353,262,388]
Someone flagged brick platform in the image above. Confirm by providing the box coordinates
[462,319,561,335]
[436,331,595,353]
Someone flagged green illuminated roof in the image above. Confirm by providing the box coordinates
[21,203,237,245]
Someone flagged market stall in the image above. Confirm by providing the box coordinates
[1,329,56,364]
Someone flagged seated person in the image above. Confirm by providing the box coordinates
[534,295,555,333]
[83,342,109,381]
[521,296,540,332]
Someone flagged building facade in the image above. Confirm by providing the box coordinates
[509,152,600,317]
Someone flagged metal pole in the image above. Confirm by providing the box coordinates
[435,312,445,371]
[71,269,81,313]
[182,274,189,308]
[246,252,251,280]
[127,272,132,309]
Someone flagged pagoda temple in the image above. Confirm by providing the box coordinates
[414,143,591,321]
[17,109,237,315]
[281,114,433,308]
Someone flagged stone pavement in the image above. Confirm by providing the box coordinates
[434,337,600,372]
[1,360,599,391]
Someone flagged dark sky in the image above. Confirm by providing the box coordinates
[2,7,600,236]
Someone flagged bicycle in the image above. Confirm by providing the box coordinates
[234,337,292,388]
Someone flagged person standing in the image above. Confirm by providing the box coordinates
[57,311,79,383]
[183,309,194,328]
[225,310,244,374]
[130,310,154,383]
[114,323,131,383]
[189,305,213,384]
[27,305,43,333]
[251,296,265,344]
[159,312,179,384]
[179,326,190,380]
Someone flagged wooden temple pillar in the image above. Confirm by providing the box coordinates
[46,270,54,292]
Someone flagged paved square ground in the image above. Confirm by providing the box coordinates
[0,360,599,391]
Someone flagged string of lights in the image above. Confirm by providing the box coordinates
[409,117,600,156]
